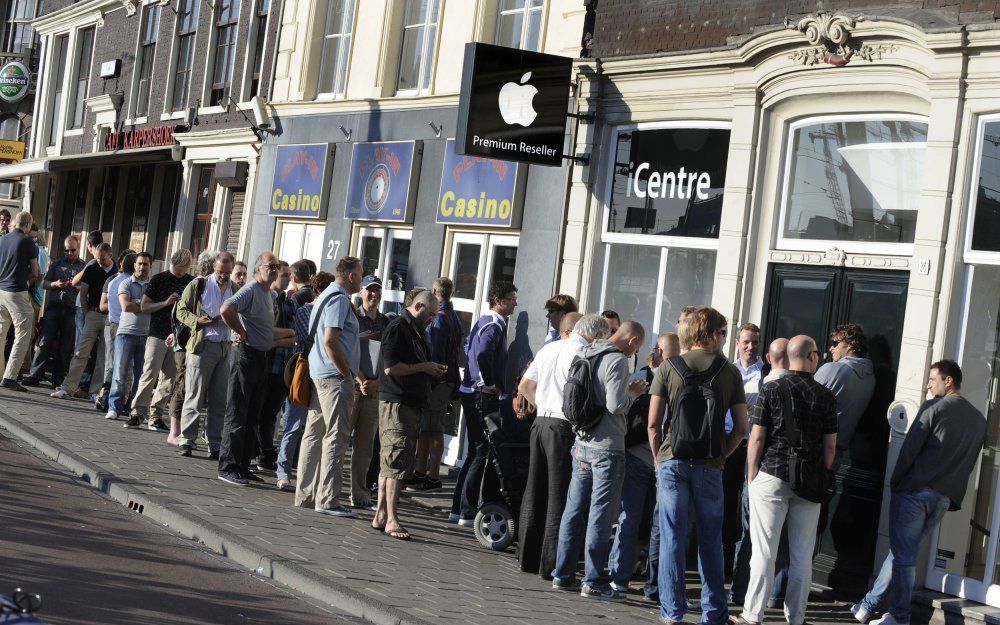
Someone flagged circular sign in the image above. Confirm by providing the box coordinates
[0,61,31,103]
[364,163,391,216]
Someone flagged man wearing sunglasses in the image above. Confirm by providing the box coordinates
[814,323,876,468]
[23,236,85,388]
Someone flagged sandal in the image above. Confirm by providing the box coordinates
[275,479,294,492]
[729,616,761,625]
[371,521,387,532]
[384,526,411,541]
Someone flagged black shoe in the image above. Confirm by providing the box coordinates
[147,418,169,432]
[178,445,193,457]
[209,450,219,460]
[19,377,40,387]
[123,415,143,428]
[241,470,265,483]
[422,477,443,491]
[218,471,249,486]
[2,378,27,392]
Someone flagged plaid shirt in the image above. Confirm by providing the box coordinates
[751,371,838,482]
[270,291,298,375]
[292,303,314,354]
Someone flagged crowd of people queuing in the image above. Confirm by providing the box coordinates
[0,207,988,625]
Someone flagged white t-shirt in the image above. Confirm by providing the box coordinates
[523,334,589,420]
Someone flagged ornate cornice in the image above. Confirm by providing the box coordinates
[785,11,900,66]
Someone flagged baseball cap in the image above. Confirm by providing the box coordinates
[361,275,382,290]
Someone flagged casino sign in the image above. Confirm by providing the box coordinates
[0,61,31,104]
[345,141,420,223]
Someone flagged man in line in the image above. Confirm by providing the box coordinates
[647,306,748,625]
[52,243,114,400]
[176,251,234,458]
[289,260,315,308]
[551,321,647,599]
[411,277,463,491]
[373,288,447,540]
[0,211,40,391]
[71,231,108,396]
[23,235,84,387]
[543,295,578,345]
[255,260,296,472]
[517,313,610,578]
[350,274,388,503]
[0,209,10,235]
[133,249,193,432]
[454,280,517,525]
[815,323,876,466]
[295,257,362,512]
[218,252,294,485]
[856,360,985,625]
[115,253,153,426]
[98,251,135,411]
[740,335,837,625]
[601,310,621,333]
[232,261,248,291]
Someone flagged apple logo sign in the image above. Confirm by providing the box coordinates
[498,71,538,127]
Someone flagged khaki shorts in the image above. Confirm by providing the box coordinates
[420,381,455,435]
[379,401,421,479]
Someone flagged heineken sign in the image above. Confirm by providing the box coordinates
[0,61,31,103]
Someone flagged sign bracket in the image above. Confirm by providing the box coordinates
[566,112,595,123]
[562,153,589,166]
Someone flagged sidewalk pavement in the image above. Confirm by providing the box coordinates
[0,388,858,625]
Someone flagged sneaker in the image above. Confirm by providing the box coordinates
[852,604,873,624]
[218,471,249,486]
[870,614,900,625]
[611,582,629,593]
[580,584,623,601]
[70,388,90,400]
[50,388,69,399]
[457,517,475,527]
[402,474,425,488]
[448,513,461,523]
[240,471,265,483]
[123,415,143,428]
[421,477,443,491]
[315,505,356,518]
[178,444,193,457]
[352,500,377,511]
[147,418,169,432]
[19,377,39,387]
[552,578,581,592]
[104,411,118,420]
[1,378,27,392]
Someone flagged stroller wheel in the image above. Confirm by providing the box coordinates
[474,502,515,551]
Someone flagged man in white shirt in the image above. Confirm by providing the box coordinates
[516,313,612,579]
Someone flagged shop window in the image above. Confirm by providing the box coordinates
[67,28,94,130]
[0,116,21,199]
[316,0,355,98]
[396,0,440,95]
[495,0,543,51]
[209,0,241,107]
[154,165,181,261]
[191,166,216,258]
[133,5,160,118]
[276,221,325,269]
[170,0,200,111]
[967,118,1000,257]
[781,116,927,251]
[3,0,35,55]
[45,35,68,147]
[355,226,412,315]
[247,0,271,99]
[447,232,518,336]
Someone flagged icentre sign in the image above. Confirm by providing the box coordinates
[104,125,180,151]
[627,164,713,200]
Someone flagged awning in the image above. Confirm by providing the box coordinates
[0,158,49,180]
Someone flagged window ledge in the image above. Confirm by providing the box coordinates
[314,93,345,102]
[161,111,185,121]
[133,116,148,125]
[63,128,84,137]
[197,105,227,116]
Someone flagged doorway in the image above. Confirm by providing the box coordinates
[763,264,909,594]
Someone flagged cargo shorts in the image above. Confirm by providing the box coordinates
[378,400,421,479]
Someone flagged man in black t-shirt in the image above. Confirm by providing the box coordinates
[0,211,40,391]
[132,249,194,432]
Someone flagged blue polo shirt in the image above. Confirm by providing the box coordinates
[307,283,359,379]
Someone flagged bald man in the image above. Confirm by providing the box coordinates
[741,334,837,625]
[559,312,583,339]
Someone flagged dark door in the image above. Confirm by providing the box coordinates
[763,264,909,595]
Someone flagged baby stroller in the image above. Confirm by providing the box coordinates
[472,406,531,551]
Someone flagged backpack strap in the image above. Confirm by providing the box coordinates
[777,378,800,447]
[666,355,690,378]
[304,292,347,353]
[705,355,728,383]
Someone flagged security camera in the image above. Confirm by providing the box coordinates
[250,95,271,129]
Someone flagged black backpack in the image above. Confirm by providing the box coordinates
[665,354,728,460]
[624,367,655,448]
[562,346,620,436]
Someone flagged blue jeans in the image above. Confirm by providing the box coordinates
[109,333,145,415]
[658,460,728,625]
[276,399,306,481]
[861,488,949,624]
[645,499,661,599]
[551,444,626,589]
[609,451,656,588]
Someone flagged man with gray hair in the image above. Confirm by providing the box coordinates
[0,211,40,391]
[133,248,194,432]
[517,313,611,579]
[195,249,217,278]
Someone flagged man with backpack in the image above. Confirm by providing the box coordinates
[646,306,749,625]
[550,320,647,600]
[738,335,837,625]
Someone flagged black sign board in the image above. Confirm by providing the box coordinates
[456,43,572,167]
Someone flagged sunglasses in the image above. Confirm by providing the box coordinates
[65,248,78,253]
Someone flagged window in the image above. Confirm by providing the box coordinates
[447,232,518,335]
[780,116,928,250]
[46,35,69,146]
[0,116,21,198]
[247,0,271,98]
[495,0,543,51]
[3,0,34,54]
[191,166,216,257]
[966,117,1000,258]
[134,5,160,117]
[355,227,412,315]
[171,0,200,111]
[276,221,326,269]
[67,28,94,130]
[396,0,440,94]
[316,0,355,98]
[209,0,241,106]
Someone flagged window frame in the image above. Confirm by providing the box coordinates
[394,0,441,96]
[776,112,929,256]
[0,116,22,199]
[45,34,69,147]
[274,220,327,270]
[170,0,200,112]
[208,0,242,107]
[354,225,413,313]
[963,112,1000,266]
[132,4,161,119]
[66,26,94,131]
[315,0,356,100]
[244,0,272,100]
[494,0,544,51]
[3,0,36,55]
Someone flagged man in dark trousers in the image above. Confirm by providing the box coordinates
[452,280,517,526]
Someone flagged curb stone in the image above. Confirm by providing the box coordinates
[0,409,434,625]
